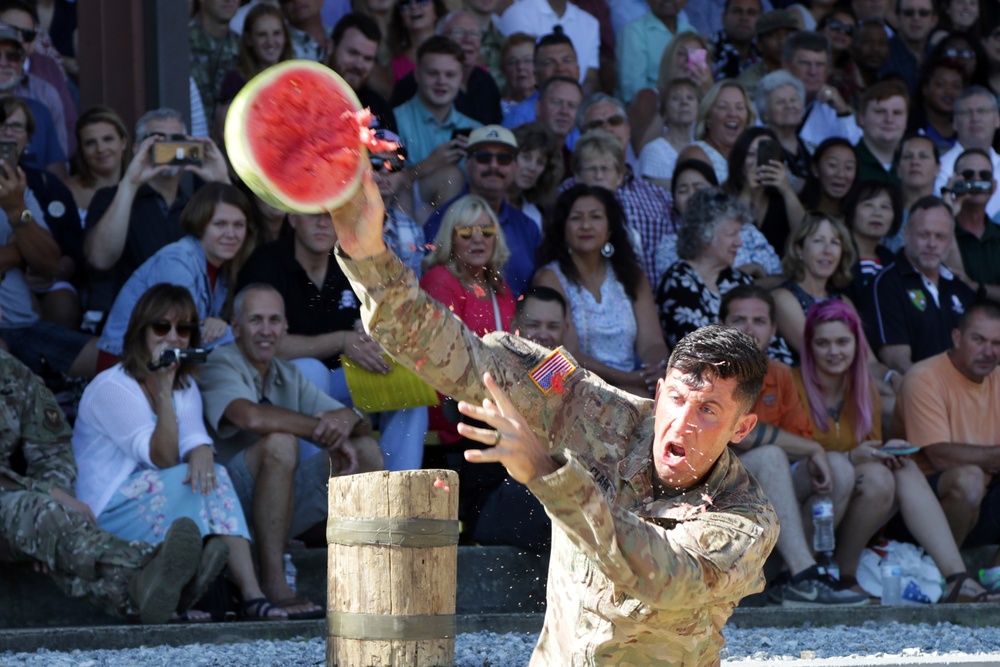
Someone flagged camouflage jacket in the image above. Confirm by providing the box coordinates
[0,350,75,496]
[337,249,779,666]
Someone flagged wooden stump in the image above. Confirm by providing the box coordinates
[327,469,459,667]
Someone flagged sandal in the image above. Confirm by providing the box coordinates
[943,572,1000,603]
[240,597,288,620]
[273,595,325,620]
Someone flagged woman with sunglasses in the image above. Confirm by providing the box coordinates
[818,8,862,109]
[95,183,257,372]
[73,284,288,621]
[535,184,668,398]
[793,300,1000,604]
[420,194,515,445]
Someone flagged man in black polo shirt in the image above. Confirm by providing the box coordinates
[237,210,428,471]
[866,196,978,373]
[83,108,230,312]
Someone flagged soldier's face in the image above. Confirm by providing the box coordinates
[652,368,756,488]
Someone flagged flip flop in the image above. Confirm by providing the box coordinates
[240,597,287,620]
[273,595,325,620]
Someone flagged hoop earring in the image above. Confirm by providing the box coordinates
[601,241,615,258]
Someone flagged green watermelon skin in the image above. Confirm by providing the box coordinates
[226,60,366,214]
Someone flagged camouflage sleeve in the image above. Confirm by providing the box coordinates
[4,361,76,496]
[337,248,565,439]
[528,453,777,608]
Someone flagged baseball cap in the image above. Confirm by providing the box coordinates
[467,125,518,151]
[756,10,800,37]
[0,25,23,47]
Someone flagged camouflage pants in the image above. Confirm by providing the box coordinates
[0,490,154,618]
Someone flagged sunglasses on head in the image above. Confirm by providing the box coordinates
[585,114,626,131]
[961,169,993,181]
[455,223,497,239]
[149,320,198,337]
[370,155,406,172]
[826,19,855,34]
[900,8,932,17]
[471,150,515,166]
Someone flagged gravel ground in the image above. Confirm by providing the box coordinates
[2,622,1000,666]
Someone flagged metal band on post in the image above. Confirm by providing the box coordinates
[328,611,456,641]
[326,517,459,548]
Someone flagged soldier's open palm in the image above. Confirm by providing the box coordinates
[458,372,559,484]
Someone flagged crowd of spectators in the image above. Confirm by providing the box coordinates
[4,0,1000,623]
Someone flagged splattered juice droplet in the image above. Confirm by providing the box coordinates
[433,477,451,492]
[551,373,565,395]
[472,284,487,298]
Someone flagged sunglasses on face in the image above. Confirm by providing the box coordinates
[826,19,855,35]
[585,114,626,131]
[960,169,993,181]
[900,8,933,17]
[0,48,23,63]
[471,150,515,166]
[370,155,406,172]
[944,47,974,59]
[149,320,198,337]
[455,224,497,239]
[8,26,35,43]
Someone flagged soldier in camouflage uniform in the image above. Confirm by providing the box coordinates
[0,348,207,624]
[328,174,780,666]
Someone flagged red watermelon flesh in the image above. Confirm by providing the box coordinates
[245,67,365,206]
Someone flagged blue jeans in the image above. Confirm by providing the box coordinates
[292,358,428,471]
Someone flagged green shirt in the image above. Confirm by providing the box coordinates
[956,218,1000,286]
[854,139,901,189]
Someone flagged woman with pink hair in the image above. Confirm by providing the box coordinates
[793,300,997,603]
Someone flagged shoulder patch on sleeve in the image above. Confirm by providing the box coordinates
[529,349,577,394]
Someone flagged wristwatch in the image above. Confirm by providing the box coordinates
[10,208,32,230]
[351,406,369,427]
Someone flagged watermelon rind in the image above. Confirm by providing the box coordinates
[225,60,366,214]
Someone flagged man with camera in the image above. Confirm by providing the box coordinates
[83,108,230,313]
[198,283,383,619]
[865,195,978,374]
[943,149,1000,301]
[934,87,1000,218]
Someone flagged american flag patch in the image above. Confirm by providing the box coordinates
[529,349,576,394]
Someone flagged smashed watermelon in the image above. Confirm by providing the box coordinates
[225,60,394,214]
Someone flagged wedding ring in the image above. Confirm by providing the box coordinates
[206,473,215,478]
[494,431,502,446]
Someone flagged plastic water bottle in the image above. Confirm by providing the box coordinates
[812,496,835,553]
[284,553,297,595]
[881,552,903,606]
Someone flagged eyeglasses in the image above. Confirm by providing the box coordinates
[960,169,993,181]
[585,115,626,131]
[0,121,25,134]
[0,48,23,63]
[454,224,497,239]
[471,150,515,166]
[370,155,406,172]
[955,107,997,117]
[1,25,36,43]
[825,19,855,35]
[445,28,484,41]
[944,47,974,59]
[149,320,198,337]
[398,0,431,8]
[900,8,933,17]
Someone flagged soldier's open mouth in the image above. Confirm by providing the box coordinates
[664,442,686,463]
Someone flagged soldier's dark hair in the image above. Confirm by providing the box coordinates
[668,325,767,413]
[957,300,1000,332]
[516,286,567,318]
[333,12,382,45]
[719,284,776,324]
[121,284,203,388]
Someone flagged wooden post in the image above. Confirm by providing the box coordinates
[327,469,459,667]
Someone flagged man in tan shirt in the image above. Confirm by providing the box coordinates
[894,300,1000,587]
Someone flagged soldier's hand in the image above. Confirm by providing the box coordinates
[50,487,97,524]
[459,372,560,484]
[328,170,386,260]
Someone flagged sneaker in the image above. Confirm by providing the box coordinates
[130,517,203,624]
[782,572,869,608]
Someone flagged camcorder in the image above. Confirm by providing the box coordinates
[147,348,210,371]
[943,180,992,196]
